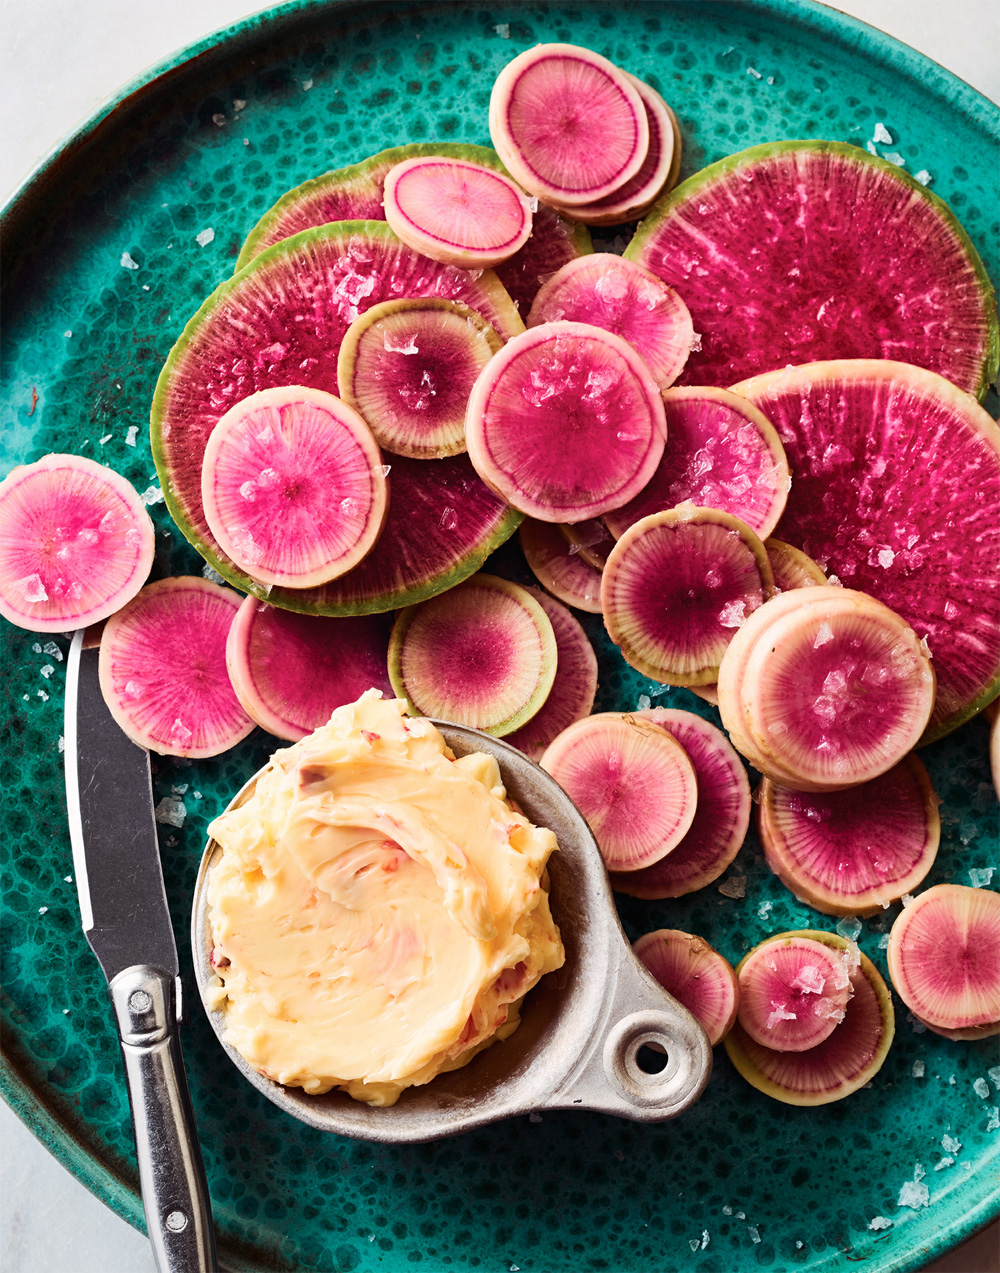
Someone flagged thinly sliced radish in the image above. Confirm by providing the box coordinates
[98,577,254,758]
[765,538,828,591]
[383,156,534,269]
[201,385,388,590]
[489,44,649,207]
[758,755,940,916]
[225,596,393,742]
[737,934,854,1053]
[388,573,557,736]
[634,929,739,1046]
[519,518,603,614]
[526,255,693,388]
[0,454,154,633]
[336,299,502,459]
[559,518,615,571]
[602,506,774,685]
[603,388,790,542]
[887,884,1000,1039]
[505,591,598,761]
[609,708,750,899]
[724,930,894,1105]
[539,713,698,872]
[465,320,666,522]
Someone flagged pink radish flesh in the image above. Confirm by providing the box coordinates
[519,519,603,614]
[887,884,1000,1035]
[603,388,790,542]
[526,255,694,388]
[609,708,750,898]
[634,929,739,1046]
[737,936,854,1052]
[0,454,154,633]
[383,157,533,268]
[758,754,940,916]
[225,596,392,742]
[465,321,666,522]
[98,577,254,758]
[540,714,698,872]
[201,386,387,589]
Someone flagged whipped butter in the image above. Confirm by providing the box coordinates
[205,691,565,1106]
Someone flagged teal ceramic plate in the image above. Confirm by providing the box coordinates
[2,2,998,1270]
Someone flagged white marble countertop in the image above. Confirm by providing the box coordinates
[1,2,998,1271]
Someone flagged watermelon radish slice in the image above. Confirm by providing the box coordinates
[633,929,739,1047]
[626,140,1000,398]
[602,506,774,686]
[724,930,894,1106]
[234,141,593,315]
[387,574,557,737]
[519,518,603,614]
[733,360,1000,741]
[540,712,698,873]
[225,596,392,742]
[525,255,693,389]
[559,518,615,571]
[609,708,751,899]
[201,386,388,589]
[887,884,1000,1040]
[465,320,666,521]
[765,538,828,592]
[602,388,790,542]
[337,298,502,459]
[505,591,599,761]
[736,934,853,1053]
[489,44,649,207]
[757,754,940,916]
[98,577,254,758]
[383,156,534,269]
[0,454,154,633]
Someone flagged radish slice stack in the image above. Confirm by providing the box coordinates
[736,934,853,1053]
[519,519,604,614]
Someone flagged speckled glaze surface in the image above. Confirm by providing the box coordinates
[1,3,998,1272]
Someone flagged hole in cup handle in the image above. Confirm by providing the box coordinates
[602,1008,712,1112]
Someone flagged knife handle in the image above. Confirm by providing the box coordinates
[109,966,217,1273]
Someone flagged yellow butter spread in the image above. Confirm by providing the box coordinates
[205,691,565,1106]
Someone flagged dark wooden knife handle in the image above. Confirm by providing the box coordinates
[109,966,217,1273]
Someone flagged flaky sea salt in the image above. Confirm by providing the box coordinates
[873,122,893,143]
[988,1065,1000,1091]
[202,563,226,584]
[986,1108,999,1132]
[974,1077,990,1099]
[494,22,510,37]
[912,1060,925,1078]
[748,1227,760,1244]
[969,867,995,887]
[897,1178,929,1209]
[836,916,862,941]
[125,425,138,446]
[942,1134,961,1153]
[120,251,139,270]
[141,485,164,505]
[868,1216,892,1231]
[914,169,932,185]
[196,227,215,247]
[935,1157,955,1171]
[746,66,762,79]
[154,797,187,828]
[883,152,906,167]
[718,876,746,899]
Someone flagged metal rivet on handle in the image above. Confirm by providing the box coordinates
[164,1210,188,1232]
[129,989,153,1014]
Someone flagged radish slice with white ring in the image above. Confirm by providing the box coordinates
[519,518,604,614]
[634,929,739,1047]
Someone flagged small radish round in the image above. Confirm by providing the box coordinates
[724,930,894,1106]
[765,538,829,591]
[337,298,503,459]
[602,505,774,686]
[225,596,393,742]
[603,388,790,542]
[757,754,940,916]
[609,708,750,899]
[634,929,739,1046]
[489,44,649,207]
[736,934,854,1052]
[886,884,1000,1039]
[388,573,556,736]
[559,518,615,571]
[526,255,694,389]
[505,591,598,761]
[98,577,254,758]
[383,156,534,269]
[0,454,154,633]
[519,518,603,614]
[201,385,388,590]
[466,320,666,522]
[540,713,698,873]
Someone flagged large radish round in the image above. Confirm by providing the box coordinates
[201,386,388,590]
[388,574,557,737]
[489,44,649,207]
[465,320,666,522]
[225,597,393,742]
[540,713,698,873]
[519,518,603,614]
[98,577,254,758]
[634,929,739,1047]
[383,156,533,269]
[736,934,853,1053]
[757,755,940,916]
[0,455,154,634]
[886,884,1000,1039]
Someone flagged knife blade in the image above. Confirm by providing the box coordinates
[64,629,217,1273]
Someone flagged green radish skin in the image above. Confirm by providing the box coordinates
[519,518,603,614]
[765,538,828,591]
[388,574,557,737]
[98,576,255,758]
[736,935,854,1053]
[633,929,739,1047]
[0,454,154,634]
